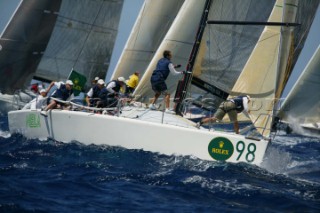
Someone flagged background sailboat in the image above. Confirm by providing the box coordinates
[278,45,320,136]
[34,0,124,88]
[0,0,124,114]
[0,0,62,115]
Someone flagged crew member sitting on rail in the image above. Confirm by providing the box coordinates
[40,80,74,116]
[86,79,105,107]
[96,77,126,108]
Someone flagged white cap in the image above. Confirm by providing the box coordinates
[97,79,105,85]
[66,80,73,85]
[117,77,125,83]
[94,77,99,81]
[40,89,46,93]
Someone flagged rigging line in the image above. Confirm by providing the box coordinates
[174,0,213,115]
[207,20,300,27]
[55,14,118,32]
[71,1,105,70]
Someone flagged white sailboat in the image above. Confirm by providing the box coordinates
[0,0,124,114]
[7,0,318,166]
[0,0,62,115]
[278,45,320,136]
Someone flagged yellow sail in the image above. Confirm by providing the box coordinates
[230,0,287,138]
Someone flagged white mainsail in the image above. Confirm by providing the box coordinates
[111,0,185,81]
[279,45,320,128]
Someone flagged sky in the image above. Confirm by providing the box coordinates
[0,0,319,98]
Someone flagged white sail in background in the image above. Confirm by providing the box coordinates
[111,0,185,81]
[133,0,207,101]
[0,0,124,115]
[35,0,124,88]
[279,45,320,126]
[0,0,62,94]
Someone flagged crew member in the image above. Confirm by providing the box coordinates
[86,79,105,107]
[198,95,251,134]
[149,50,184,113]
[41,80,74,116]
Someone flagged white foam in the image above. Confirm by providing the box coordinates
[260,146,292,174]
[0,130,11,138]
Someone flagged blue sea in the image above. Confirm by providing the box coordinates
[0,116,319,213]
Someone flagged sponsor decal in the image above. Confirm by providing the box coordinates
[26,113,41,128]
[208,137,234,161]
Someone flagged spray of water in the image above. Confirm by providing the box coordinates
[0,130,11,138]
[260,146,292,174]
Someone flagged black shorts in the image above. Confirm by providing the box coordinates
[151,81,167,93]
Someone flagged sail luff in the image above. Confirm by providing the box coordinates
[274,0,298,99]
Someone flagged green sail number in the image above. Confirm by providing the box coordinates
[236,141,256,162]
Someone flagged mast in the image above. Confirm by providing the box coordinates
[174,0,212,115]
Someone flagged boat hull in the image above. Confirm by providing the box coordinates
[8,110,269,166]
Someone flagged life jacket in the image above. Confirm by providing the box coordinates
[91,85,102,98]
[107,80,121,93]
[151,58,171,83]
[51,84,73,101]
[99,87,109,101]
[231,96,245,112]
[99,80,121,100]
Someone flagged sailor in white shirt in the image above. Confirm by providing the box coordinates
[23,89,47,110]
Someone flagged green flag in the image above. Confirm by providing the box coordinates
[68,70,87,96]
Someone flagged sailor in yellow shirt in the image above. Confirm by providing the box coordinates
[125,72,140,94]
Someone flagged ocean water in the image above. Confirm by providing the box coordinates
[0,116,319,212]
